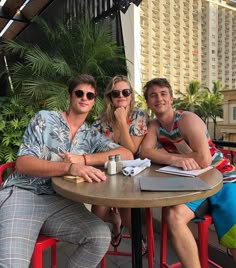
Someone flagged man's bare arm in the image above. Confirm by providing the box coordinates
[60,146,133,165]
[16,155,108,183]
[140,120,182,165]
[85,146,133,165]
[177,112,212,168]
[16,156,71,177]
[141,115,211,169]
[16,146,133,177]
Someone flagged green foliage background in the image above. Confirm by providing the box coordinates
[0,16,127,163]
[173,80,223,139]
[0,95,36,162]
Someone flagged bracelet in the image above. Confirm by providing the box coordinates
[68,163,73,174]
[82,154,87,165]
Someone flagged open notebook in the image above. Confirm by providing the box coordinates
[156,165,213,177]
[139,176,211,192]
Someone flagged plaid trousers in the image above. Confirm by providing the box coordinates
[0,187,110,268]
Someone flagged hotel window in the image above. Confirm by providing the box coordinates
[229,104,236,123]
[234,107,236,121]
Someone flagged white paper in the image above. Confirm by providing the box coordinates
[156,165,213,177]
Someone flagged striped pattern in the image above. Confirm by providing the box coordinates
[157,110,236,248]
[157,110,236,183]
[0,187,110,268]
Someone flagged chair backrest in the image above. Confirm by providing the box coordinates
[0,162,15,185]
[218,148,236,165]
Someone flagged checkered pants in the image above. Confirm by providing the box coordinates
[0,187,110,268]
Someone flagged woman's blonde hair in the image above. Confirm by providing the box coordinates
[101,75,135,124]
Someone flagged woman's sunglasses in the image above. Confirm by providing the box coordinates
[74,90,96,100]
[110,89,132,98]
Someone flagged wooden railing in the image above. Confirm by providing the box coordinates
[212,140,236,148]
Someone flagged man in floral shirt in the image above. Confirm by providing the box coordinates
[0,74,133,268]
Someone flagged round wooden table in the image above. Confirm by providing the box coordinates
[52,165,223,268]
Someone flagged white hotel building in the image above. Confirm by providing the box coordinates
[121,0,236,141]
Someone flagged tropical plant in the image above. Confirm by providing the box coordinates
[173,80,206,113]
[0,94,38,163]
[2,15,127,115]
[0,15,128,162]
[135,93,154,118]
[200,80,223,139]
[200,91,223,138]
[174,80,223,139]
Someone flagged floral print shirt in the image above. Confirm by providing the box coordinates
[92,109,148,143]
[3,110,119,194]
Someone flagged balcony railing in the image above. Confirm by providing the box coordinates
[213,140,236,165]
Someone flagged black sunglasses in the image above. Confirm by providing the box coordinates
[74,90,96,100]
[110,89,132,98]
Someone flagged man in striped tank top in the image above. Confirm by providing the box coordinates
[141,78,236,267]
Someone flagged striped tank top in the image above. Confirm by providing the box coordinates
[156,110,236,183]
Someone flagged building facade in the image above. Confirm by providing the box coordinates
[121,0,236,141]
[122,0,236,93]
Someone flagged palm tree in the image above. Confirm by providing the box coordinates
[2,16,127,115]
[200,80,223,139]
[0,16,128,162]
[200,92,223,139]
[212,80,223,94]
[174,80,206,114]
[174,80,223,139]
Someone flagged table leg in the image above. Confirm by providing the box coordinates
[131,208,143,268]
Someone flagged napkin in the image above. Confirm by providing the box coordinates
[122,158,151,176]
[104,158,150,169]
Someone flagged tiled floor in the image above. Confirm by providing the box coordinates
[42,226,235,267]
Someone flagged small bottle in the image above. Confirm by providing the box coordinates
[115,154,123,173]
[107,155,116,175]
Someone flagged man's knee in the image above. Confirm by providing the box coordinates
[165,205,194,227]
[88,219,111,241]
[83,221,111,255]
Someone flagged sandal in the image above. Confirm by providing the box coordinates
[111,224,124,247]
[142,236,147,256]
[227,248,233,258]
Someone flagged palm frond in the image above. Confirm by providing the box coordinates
[42,85,68,110]
[86,96,104,123]
[24,47,56,76]
[3,39,30,57]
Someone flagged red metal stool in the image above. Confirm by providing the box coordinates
[218,148,236,165]
[101,207,155,268]
[31,234,57,268]
[0,162,58,268]
[160,207,222,268]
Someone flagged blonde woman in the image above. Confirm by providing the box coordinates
[92,75,148,247]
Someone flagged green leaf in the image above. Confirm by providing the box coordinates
[0,15,128,162]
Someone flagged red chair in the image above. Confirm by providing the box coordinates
[218,148,236,165]
[101,208,155,268]
[0,162,58,268]
[160,208,222,268]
